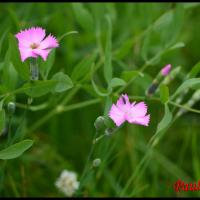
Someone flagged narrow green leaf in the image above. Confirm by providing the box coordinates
[104,15,112,84]
[0,139,34,160]
[104,96,112,116]
[58,31,78,42]
[188,61,200,78]
[72,3,94,32]
[159,84,169,104]
[150,104,172,146]
[71,51,97,82]
[0,109,5,135]
[156,104,172,134]
[121,70,143,82]
[171,78,200,99]
[0,29,9,56]
[141,31,151,61]
[168,42,185,51]
[40,49,56,80]
[92,79,110,97]
[51,72,73,93]
[114,38,134,60]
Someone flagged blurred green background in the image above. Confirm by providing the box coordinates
[0,2,200,197]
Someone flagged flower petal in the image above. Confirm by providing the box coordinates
[116,94,132,113]
[30,27,46,44]
[32,49,51,61]
[128,114,150,126]
[15,29,32,47]
[116,94,129,106]
[39,34,59,50]
[19,47,37,62]
[109,104,125,127]
[129,102,148,117]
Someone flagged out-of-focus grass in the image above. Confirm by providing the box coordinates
[0,2,200,197]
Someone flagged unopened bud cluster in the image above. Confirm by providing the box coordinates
[94,116,116,140]
[146,64,172,97]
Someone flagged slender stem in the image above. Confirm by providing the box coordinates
[169,100,200,114]
[93,133,107,144]
[75,131,98,196]
[60,86,80,105]
[6,116,12,146]
[61,99,101,113]
[30,58,39,81]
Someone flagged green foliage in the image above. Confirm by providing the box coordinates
[159,84,169,104]
[0,2,200,198]
[0,139,33,160]
[0,109,5,135]
[51,72,73,93]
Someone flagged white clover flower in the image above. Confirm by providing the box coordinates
[55,170,79,197]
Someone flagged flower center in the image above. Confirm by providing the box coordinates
[30,43,39,49]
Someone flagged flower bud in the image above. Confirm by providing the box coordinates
[162,66,181,85]
[161,64,172,76]
[146,80,159,96]
[7,102,15,116]
[105,128,115,136]
[92,158,101,167]
[94,116,105,131]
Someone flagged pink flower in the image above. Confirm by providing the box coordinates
[15,27,59,62]
[161,64,171,76]
[108,94,150,127]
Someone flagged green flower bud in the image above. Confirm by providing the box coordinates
[7,102,15,116]
[105,128,115,136]
[94,116,105,131]
[93,158,101,167]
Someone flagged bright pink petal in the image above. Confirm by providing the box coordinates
[129,102,147,118]
[116,94,132,113]
[30,27,46,44]
[19,47,37,62]
[109,104,125,127]
[128,114,150,126]
[15,27,45,47]
[39,34,59,50]
[15,29,32,47]
[161,64,171,76]
[32,49,51,61]
[117,94,129,106]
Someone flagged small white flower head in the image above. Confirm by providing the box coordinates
[55,169,79,197]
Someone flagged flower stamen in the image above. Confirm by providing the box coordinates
[30,43,39,49]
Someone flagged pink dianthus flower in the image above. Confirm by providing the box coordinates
[109,94,150,127]
[15,27,59,62]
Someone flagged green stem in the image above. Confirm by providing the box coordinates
[169,101,200,114]
[75,131,98,196]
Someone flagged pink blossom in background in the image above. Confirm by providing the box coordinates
[109,94,150,127]
[161,64,172,76]
[15,27,59,62]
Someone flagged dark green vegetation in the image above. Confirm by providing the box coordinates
[0,3,200,197]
